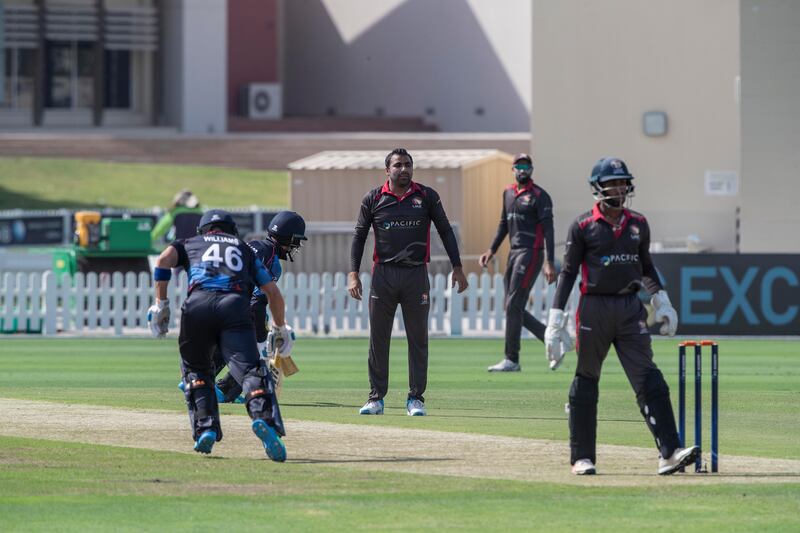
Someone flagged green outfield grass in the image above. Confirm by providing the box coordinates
[0,157,288,210]
[0,337,798,531]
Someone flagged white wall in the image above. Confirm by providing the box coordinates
[465,0,531,113]
[284,0,531,132]
[179,0,227,134]
[161,0,227,133]
[739,0,800,252]
[531,0,741,254]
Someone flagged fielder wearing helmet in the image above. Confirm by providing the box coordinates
[545,157,693,476]
[588,157,636,209]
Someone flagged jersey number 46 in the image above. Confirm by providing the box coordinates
[201,244,243,272]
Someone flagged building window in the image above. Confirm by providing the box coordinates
[104,49,130,109]
[2,47,35,109]
[42,42,132,110]
[45,41,95,109]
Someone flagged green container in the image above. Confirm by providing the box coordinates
[100,218,153,252]
[52,248,77,277]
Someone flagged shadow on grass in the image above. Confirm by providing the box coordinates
[600,472,800,478]
[0,185,124,210]
[290,456,455,465]
[282,402,642,423]
[282,402,358,408]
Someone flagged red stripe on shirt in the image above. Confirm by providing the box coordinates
[425,223,431,263]
[575,295,583,353]
[580,262,589,294]
[521,224,545,289]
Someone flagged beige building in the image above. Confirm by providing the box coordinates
[288,150,518,274]
[739,0,800,252]
[532,0,741,254]
[531,0,800,254]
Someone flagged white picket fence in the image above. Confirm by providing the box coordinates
[0,271,582,336]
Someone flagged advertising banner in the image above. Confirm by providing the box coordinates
[0,216,65,245]
[654,254,800,335]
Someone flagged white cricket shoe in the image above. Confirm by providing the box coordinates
[572,458,597,475]
[487,358,521,372]
[358,399,384,415]
[658,446,700,475]
[406,398,427,416]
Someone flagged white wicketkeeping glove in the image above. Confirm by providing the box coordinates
[270,324,296,358]
[544,308,574,371]
[651,290,678,336]
[147,299,170,338]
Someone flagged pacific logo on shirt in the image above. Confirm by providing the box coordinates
[600,253,639,266]
[382,219,423,230]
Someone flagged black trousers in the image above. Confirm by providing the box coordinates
[180,290,284,437]
[570,293,680,463]
[179,291,261,382]
[367,263,430,402]
[210,296,269,402]
[574,294,656,385]
[503,247,546,361]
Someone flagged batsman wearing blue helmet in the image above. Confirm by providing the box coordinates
[213,211,307,402]
[147,209,288,461]
[546,157,699,476]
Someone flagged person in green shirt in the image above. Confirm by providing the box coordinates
[151,189,203,247]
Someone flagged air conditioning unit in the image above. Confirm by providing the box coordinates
[239,83,283,120]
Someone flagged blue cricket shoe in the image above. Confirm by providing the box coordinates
[194,430,217,454]
[252,419,287,462]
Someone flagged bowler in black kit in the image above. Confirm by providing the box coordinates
[545,157,699,476]
[348,149,468,417]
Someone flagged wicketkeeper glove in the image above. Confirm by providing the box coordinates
[544,308,574,371]
[651,290,678,336]
[147,299,170,338]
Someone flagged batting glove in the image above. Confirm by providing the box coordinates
[147,299,170,338]
[271,324,296,358]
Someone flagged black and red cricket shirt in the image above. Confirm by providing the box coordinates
[350,180,461,271]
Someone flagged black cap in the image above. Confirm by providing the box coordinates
[513,153,533,164]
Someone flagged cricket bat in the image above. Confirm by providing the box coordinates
[276,354,299,377]
[267,330,299,382]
